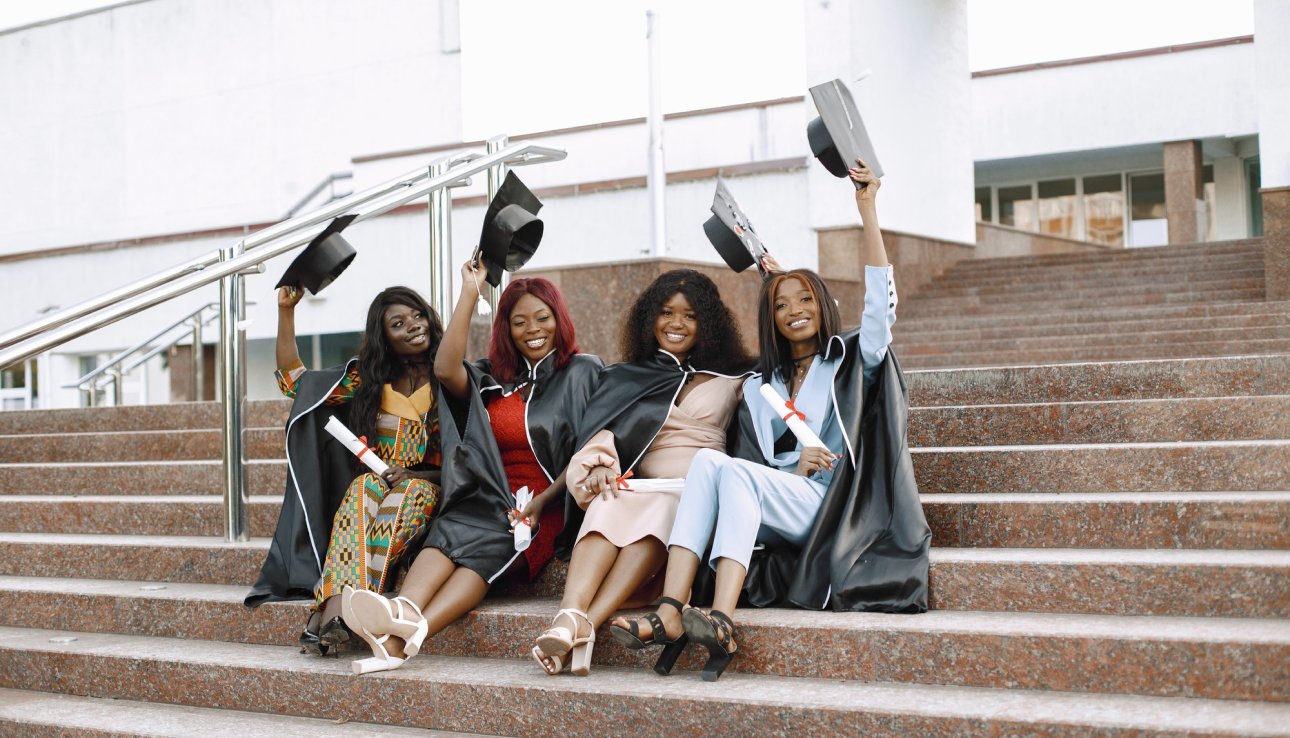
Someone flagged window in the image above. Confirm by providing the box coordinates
[998,185,1035,230]
[974,187,992,223]
[1247,157,1262,238]
[1130,173,1168,247]
[320,332,363,368]
[1202,164,1216,242]
[1038,179,1076,238]
[1083,174,1124,247]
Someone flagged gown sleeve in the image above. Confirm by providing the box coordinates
[860,265,897,387]
[566,429,621,509]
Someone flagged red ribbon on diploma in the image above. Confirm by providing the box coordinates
[616,470,635,490]
[356,435,378,463]
[782,398,806,423]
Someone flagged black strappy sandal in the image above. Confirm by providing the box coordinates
[609,596,691,676]
[317,616,351,657]
[682,607,737,681]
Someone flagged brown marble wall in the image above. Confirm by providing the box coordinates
[1163,139,1203,245]
[1263,186,1290,302]
[167,344,217,402]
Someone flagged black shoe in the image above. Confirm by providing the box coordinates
[299,612,326,655]
[682,608,737,681]
[318,616,351,657]
[608,596,690,676]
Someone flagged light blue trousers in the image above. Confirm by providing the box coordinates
[667,448,827,571]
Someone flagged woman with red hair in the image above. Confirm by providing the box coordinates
[339,260,601,674]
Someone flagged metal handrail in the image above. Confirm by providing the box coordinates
[62,302,217,391]
[118,310,219,378]
[284,171,354,219]
[0,141,567,368]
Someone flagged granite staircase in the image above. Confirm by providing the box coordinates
[0,341,1287,736]
[894,239,1290,368]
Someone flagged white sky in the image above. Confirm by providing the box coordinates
[0,0,1257,139]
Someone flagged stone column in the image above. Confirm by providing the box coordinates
[1263,187,1290,302]
[1162,140,1203,245]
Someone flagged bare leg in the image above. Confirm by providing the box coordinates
[555,533,620,640]
[610,544,699,641]
[398,547,460,612]
[382,551,489,659]
[318,595,344,625]
[711,557,746,618]
[585,537,667,628]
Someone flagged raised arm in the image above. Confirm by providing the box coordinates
[276,287,304,369]
[434,259,492,400]
[850,159,889,268]
[850,159,896,377]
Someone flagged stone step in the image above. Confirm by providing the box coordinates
[0,458,288,496]
[1,627,1286,737]
[0,688,479,738]
[905,355,1290,405]
[0,427,286,463]
[897,300,1290,336]
[0,533,1283,617]
[929,254,1264,284]
[898,340,1290,369]
[0,399,291,436]
[7,490,1283,550]
[901,289,1266,318]
[895,325,1290,357]
[949,240,1261,272]
[899,309,1290,344]
[0,578,1286,703]
[914,439,1290,493]
[920,265,1266,298]
[909,395,1290,446]
[907,278,1264,306]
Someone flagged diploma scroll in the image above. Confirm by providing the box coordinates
[323,415,391,476]
[758,384,828,450]
[618,478,687,493]
[513,486,533,552]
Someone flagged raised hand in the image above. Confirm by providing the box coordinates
[849,158,881,206]
[277,286,305,310]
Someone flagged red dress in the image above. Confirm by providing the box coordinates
[488,391,564,580]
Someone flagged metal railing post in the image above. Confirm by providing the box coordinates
[486,134,509,316]
[190,318,203,402]
[219,244,248,543]
[111,369,123,406]
[429,160,455,323]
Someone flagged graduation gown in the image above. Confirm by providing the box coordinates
[423,352,602,582]
[244,360,444,606]
[725,333,931,613]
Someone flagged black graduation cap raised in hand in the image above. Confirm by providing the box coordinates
[703,177,771,280]
[475,171,545,287]
[275,213,359,295]
[807,78,883,187]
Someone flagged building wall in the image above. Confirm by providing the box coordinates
[1254,0,1290,189]
[0,0,463,256]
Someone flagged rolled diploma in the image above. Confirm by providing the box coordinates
[513,486,533,552]
[619,478,686,493]
[758,384,827,450]
[323,415,391,476]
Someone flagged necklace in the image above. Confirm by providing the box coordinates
[788,354,814,400]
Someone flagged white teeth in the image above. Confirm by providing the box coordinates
[525,338,547,348]
[665,333,685,341]
[789,319,808,328]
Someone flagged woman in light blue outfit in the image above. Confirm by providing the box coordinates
[609,159,930,681]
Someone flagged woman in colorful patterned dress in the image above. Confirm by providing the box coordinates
[245,286,445,661]
[339,259,601,674]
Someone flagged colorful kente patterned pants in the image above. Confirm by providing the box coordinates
[313,473,439,608]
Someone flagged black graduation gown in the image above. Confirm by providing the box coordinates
[725,334,931,613]
[244,361,445,606]
[422,352,602,582]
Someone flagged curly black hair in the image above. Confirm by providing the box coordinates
[619,269,753,373]
[350,286,444,450]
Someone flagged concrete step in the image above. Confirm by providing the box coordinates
[895,325,1290,357]
[0,427,286,463]
[0,458,288,496]
[901,289,1267,318]
[949,240,1261,272]
[1,627,1287,737]
[914,439,1290,493]
[0,399,291,436]
[899,340,1290,369]
[896,300,1290,337]
[906,278,1265,305]
[898,309,1290,344]
[905,355,1290,406]
[4,491,1284,551]
[0,533,1283,617]
[0,578,1285,703]
[929,255,1264,285]
[0,688,480,738]
[909,396,1290,446]
[920,265,1266,298]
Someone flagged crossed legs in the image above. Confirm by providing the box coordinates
[357,546,489,660]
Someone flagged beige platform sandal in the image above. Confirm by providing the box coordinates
[532,608,595,676]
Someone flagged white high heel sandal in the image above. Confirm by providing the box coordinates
[340,586,408,675]
[533,608,595,676]
[349,589,430,657]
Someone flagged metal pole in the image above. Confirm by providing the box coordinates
[486,134,509,315]
[646,10,667,258]
[219,245,248,543]
[429,160,455,324]
[191,319,203,402]
[111,369,123,407]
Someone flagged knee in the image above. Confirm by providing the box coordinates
[688,448,730,477]
[718,459,761,490]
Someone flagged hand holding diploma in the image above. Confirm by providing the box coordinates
[758,383,838,477]
[324,415,390,476]
[510,486,533,552]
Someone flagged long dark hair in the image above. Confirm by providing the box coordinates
[619,269,752,373]
[488,277,581,383]
[350,286,444,446]
[758,269,842,384]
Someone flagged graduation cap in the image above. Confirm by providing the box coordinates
[807,78,883,186]
[475,171,544,287]
[275,213,358,294]
[703,177,770,280]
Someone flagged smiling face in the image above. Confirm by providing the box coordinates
[773,276,820,346]
[383,303,432,356]
[510,292,558,363]
[654,292,698,360]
